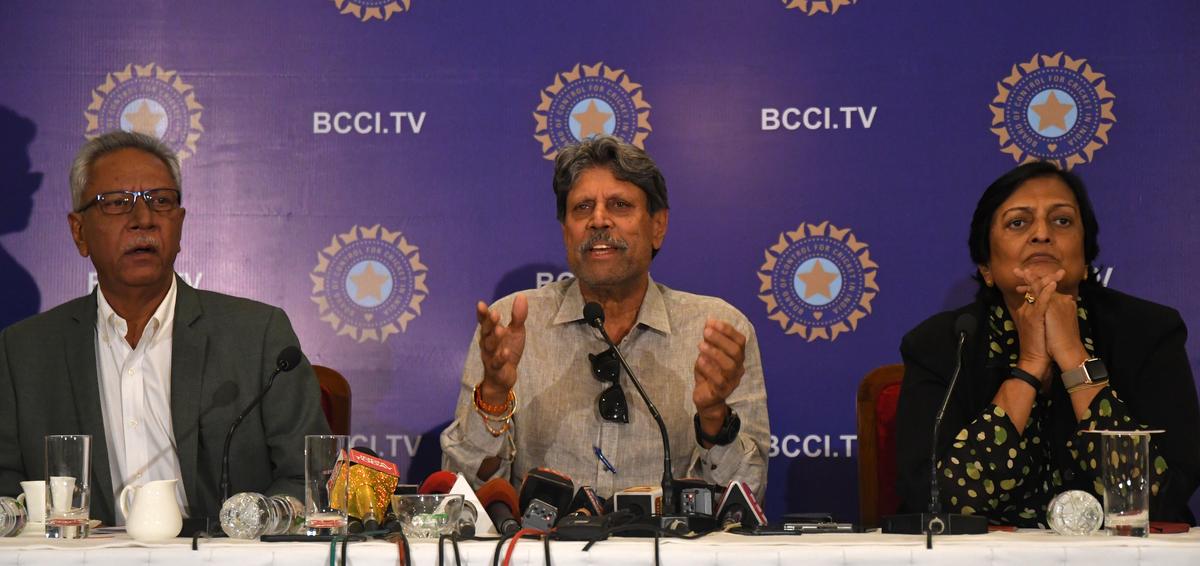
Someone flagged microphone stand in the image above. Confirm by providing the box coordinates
[882,316,987,545]
[211,350,297,534]
[925,329,966,548]
[589,321,675,516]
[220,363,290,504]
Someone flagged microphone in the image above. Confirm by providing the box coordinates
[564,486,604,520]
[882,313,986,545]
[219,346,305,505]
[478,478,520,536]
[518,468,574,531]
[583,302,676,515]
[714,480,766,530]
[341,447,400,533]
[554,486,612,541]
[418,471,485,538]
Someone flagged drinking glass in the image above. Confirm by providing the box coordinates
[44,435,90,539]
[304,435,349,535]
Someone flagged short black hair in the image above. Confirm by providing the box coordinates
[552,135,669,223]
[968,161,1100,285]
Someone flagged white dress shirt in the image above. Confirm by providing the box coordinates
[95,277,189,523]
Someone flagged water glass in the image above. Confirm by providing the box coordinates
[390,494,463,539]
[304,435,349,535]
[1089,430,1159,537]
[44,435,90,539]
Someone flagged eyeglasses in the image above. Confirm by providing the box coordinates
[589,347,628,423]
[77,188,182,215]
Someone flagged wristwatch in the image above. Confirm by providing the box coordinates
[694,409,741,447]
[1061,357,1109,393]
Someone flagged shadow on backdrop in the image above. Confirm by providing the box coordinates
[405,264,570,483]
[407,420,451,483]
[783,452,859,523]
[0,106,42,331]
[940,274,978,312]
[491,263,569,303]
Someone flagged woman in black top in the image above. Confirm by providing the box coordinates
[895,162,1200,526]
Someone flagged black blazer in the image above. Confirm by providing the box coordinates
[0,277,332,526]
[895,283,1200,523]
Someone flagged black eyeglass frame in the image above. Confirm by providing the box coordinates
[76,188,182,215]
[589,347,629,424]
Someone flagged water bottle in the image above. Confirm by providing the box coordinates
[1047,490,1104,536]
[219,492,303,539]
[0,496,28,537]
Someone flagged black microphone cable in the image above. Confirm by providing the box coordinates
[437,532,463,566]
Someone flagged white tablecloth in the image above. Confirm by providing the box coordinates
[3,530,1200,565]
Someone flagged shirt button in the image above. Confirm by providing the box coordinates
[128,419,138,428]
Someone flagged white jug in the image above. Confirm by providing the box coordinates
[118,479,182,542]
[16,480,45,524]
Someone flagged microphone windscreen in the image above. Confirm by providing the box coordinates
[519,468,575,516]
[418,470,459,495]
[478,478,519,513]
[335,449,400,522]
[276,345,303,371]
[583,302,605,328]
[953,313,977,339]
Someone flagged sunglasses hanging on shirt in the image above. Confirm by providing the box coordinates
[588,347,628,423]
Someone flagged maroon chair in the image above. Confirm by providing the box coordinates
[314,365,351,435]
[856,364,904,529]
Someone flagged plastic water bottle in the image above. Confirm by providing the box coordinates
[1047,490,1104,536]
[219,492,304,539]
[0,496,28,537]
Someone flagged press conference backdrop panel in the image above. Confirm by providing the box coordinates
[1,1,1197,521]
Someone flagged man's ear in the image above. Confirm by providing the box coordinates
[651,208,669,250]
[68,212,89,258]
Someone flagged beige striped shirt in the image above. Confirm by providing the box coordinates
[441,276,769,501]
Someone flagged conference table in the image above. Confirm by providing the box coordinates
[3,529,1199,565]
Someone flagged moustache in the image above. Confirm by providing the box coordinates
[121,235,162,254]
[579,232,629,254]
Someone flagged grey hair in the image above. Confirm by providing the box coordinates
[69,131,181,211]
[552,134,668,224]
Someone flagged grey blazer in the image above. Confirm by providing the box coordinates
[0,277,332,526]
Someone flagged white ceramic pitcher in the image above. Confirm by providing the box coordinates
[118,479,182,542]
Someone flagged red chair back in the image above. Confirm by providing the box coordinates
[314,365,351,435]
[856,364,903,529]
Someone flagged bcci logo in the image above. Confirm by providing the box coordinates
[990,52,1116,169]
[331,0,409,22]
[781,0,858,16]
[310,225,429,343]
[757,222,878,342]
[84,63,204,160]
[533,62,652,160]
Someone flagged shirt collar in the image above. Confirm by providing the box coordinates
[551,274,672,335]
[95,276,178,346]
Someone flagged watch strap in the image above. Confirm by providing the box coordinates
[1007,367,1042,392]
[1062,357,1109,391]
[694,410,741,447]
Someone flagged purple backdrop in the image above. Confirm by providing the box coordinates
[2,1,1198,522]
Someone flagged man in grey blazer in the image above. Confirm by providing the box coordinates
[0,131,330,528]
